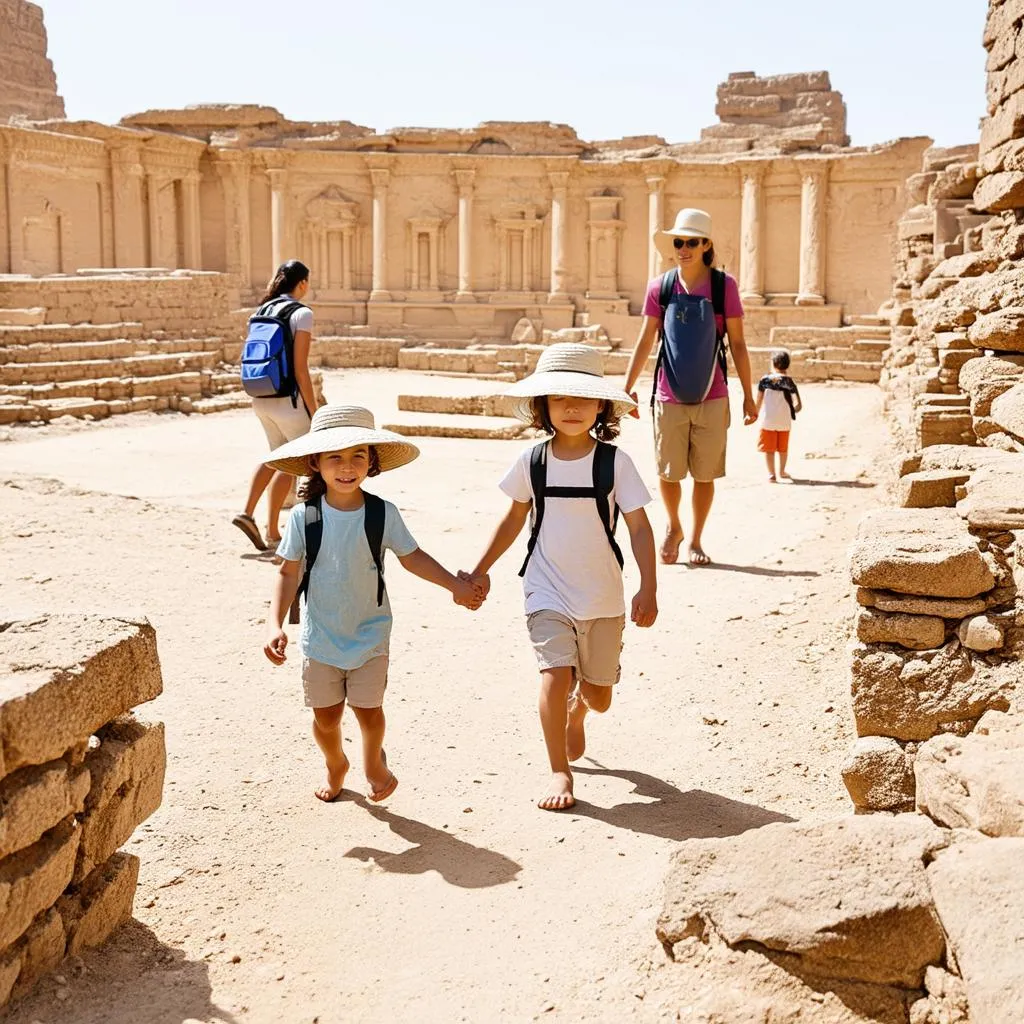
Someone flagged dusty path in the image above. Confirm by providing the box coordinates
[1,372,890,1023]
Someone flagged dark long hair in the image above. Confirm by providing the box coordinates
[703,242,716,267]
[260,259,310,303]
[296,447,382,501]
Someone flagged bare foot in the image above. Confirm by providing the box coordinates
[537,771,575,811]
[779,472,793,483]
[689,546,712,567]
[767,474,777,483]
[566,694,587,762]
[315,753,349,803]
[660,528,683,565]
[366,750,398,802]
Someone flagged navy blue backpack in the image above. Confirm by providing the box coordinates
[240,297,305,403]
[652,268,728,405]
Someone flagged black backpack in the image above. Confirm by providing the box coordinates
[518,440,624,577]
[652,267,728,405]
[288,492,387,624]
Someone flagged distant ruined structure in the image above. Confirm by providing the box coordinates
[0,0,63,122]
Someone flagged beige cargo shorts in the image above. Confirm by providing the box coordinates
[301,655,388,709]
[653,396,730,482]
[526,610,625,686]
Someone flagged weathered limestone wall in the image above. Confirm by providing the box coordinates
[0,1,64,123]
[0,615,165,1008]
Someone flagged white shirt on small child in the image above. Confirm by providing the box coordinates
[500,442,652,621]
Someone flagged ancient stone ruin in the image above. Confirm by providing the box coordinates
[0,0,63,123]
[0,615,165,1005]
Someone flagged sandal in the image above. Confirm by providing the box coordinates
[231,513,267,551]
[367,749,398,803]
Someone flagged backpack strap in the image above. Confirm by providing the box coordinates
[362,492,387,607]
[518,441,549,577]
[651,269,678,407]
[710,268,729,379]
[290,496,324,623]
[593,441,624,569]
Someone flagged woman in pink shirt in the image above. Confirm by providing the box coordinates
[623,209,757,566]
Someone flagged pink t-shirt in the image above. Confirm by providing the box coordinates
[642,271,744,404]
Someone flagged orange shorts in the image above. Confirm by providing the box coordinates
[758,429,790,454]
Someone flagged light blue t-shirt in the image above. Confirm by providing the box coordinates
[277,494,418,670]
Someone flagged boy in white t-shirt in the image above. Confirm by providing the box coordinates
[756,349,803,482]
[464,345,658,811]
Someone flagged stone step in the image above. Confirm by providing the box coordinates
[1,368,244,402]
[0,336,224,364]
[798,359,883,383]
[312,337,406,369]
[814,346,886,363]
[0,351,219,385]
[853,338,892,353]
[771,324,891,346]
[397,348,503,374]
[397,393,517,418]
[0,307,46,327]
[843,313,890,328]
[382,411,529,440]
[0,322,145,345]
[192,393,253,414]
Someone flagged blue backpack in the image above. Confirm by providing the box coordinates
[240,297,305,402]
[652,268,728,405]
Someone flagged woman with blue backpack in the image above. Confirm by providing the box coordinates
[623,209,757,567]
[232,259,319,551]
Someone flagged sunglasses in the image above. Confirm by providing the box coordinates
[673,237,707,250]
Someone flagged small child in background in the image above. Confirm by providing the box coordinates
[756,350,802,483]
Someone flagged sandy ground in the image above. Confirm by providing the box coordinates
[0,370,892,1024]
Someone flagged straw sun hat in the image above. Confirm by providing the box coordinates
[653,208,714,263]
[265,404,420,476]
[505,343,637,423]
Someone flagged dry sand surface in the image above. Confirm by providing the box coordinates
[1,370,892,1024]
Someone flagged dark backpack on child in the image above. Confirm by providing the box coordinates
[288,492,387,624]
[240,297,306,405]
[518,440,624,577]
[652,267,728,405]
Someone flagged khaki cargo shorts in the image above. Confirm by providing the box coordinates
[253,395,311,451]
[526,610,625,686]
[301,655,388,709]
[653,396,730,482]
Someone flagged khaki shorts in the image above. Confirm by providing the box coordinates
[526,610,624,686]
[253,396,311,451]
[653,396,730,482]
[301,655,388,709]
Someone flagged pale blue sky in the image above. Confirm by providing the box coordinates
[43,0,986,147]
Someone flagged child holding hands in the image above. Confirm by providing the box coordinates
[466,345,658,811]
[263,405,484,804]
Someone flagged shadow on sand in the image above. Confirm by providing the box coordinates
[3,920,237,1024]
[571,763,795,842]
[344,799,522,889]
[690,562,819,578]
[789,478,876,489]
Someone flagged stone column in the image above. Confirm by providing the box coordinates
[646,175,665,280]
[369,168,391,301]
[215,154,252,288]
[797,162,829,306]
[267,167,289,272]
[181,170,202,269]
[145,170,164,267]
[3,152,19,274]
[454,168,475,301]
[0,148,11,274]
[548,171,569,300]
[98,174,114,268]
[110,147,146,267]
[738,163,766,305]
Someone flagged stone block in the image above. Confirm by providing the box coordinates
[657,815,947,987]
[867,591,987,618]
[918,442,1019,474]
[956,457,1024,530]
[856,608,945,650]
[968,306,1024,352]
[59,852,139,957]
[896,469,970,509]
[76,717,165,881]
[851,641,1011,741]
[841,736,915,812]
[990,381,1024,441]
[957,615,1005,652]
[9,907,65,1003]
[0,614,162,779]
[0,817,79,950]
[0,759,89,860]
[916,711,1024,836]
[849,508,995,598]
[928,838,1024,1024]
[973,170,1024,212]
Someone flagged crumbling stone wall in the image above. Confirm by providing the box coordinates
[0,0,64,123]
[0,615,165,1007]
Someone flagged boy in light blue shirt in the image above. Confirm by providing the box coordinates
[263,406,484,805]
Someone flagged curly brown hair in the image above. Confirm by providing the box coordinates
[296,446,381,501]
[529,396,621,442]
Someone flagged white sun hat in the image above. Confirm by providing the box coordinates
[504,343,637,423]
[653,208,714,263]
[265,404,420,476]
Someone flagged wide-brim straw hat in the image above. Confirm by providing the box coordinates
[654,207,714,262]
[265,404,420,476]
[504,343,637,423]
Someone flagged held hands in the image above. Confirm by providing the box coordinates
[264,628,288,665]
[628,391,641,419]
[453,571,489,611]
[631,586,658,628]
[742,395,758,425]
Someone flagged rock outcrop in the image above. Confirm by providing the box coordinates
[0,1,64,122]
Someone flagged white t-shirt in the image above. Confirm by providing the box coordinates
[266,293,313,336]
[500,442,652,620]
[758,373,797,432]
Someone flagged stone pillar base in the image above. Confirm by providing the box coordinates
[547,292,569,304]
[454,291,476,303]
[369,290,392,302]
[740,291,766,306]
[795,293,826,306]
